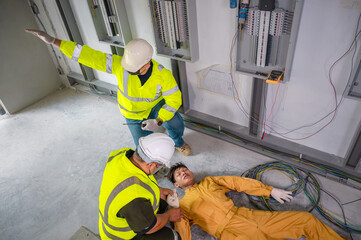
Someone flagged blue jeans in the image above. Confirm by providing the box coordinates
[125,100,185,147]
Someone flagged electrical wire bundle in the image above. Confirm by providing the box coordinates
[242,162,319,212]
[230,12,361,141]
[242,162,361,238]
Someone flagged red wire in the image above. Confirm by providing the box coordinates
[230,27,361,141]
[262,83,281,140]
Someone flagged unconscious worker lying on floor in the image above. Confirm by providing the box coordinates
[167,162,347,240]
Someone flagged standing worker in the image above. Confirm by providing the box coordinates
[25,29,191,156]
[99,133,183,239]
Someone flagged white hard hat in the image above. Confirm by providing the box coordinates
[136,133,175,167]
[121,39,153,72]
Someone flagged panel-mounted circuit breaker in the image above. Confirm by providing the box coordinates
[88,0,132,48]
[236,0,304,81]
[148,0,199,62]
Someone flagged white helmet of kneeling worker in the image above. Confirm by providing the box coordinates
[136,133,175,168]
[121,38,153,73]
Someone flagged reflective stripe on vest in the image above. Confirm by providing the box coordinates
[106,54,113,73]
[118,103,145,114]
[99,211,131,232]
[119,70,162,103]
[107,150,126,163]
[158,64,164,72]
[162,104,177,114]
[102,222,125,240]
[162,86,179,96]
[72,44,82,61]
[100,176,160,232]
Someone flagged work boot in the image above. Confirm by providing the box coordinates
[175,143,192,156]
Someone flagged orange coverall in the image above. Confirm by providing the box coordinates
[174,176,345,240]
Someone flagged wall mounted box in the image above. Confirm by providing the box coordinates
[236,0,304,81]
[148,0,199,62]
[87,0,132,48]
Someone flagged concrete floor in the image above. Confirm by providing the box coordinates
[1,87,361,240]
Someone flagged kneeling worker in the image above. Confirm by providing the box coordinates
[99,133,183,240]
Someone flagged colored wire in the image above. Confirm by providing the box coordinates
[269,27,361,139]
[229,14,361,140]
[183,114,361,236]
[263,13,361,137]
[89,84,106,95]
[88,84,117,99]
[242,162,360,237]
[242,162,318,212]
[261,83,280,140]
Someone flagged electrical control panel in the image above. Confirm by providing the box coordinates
[148,0,199,62]
[87,0,132,48]
[236,0,304,81]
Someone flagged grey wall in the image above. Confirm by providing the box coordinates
[0,0,61,114]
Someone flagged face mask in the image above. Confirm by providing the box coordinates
[153,165,164,174]
[127,69,141,75]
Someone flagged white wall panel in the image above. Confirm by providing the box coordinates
[264,0,361,157]
[183,0,361,157]
[185,0,252,126]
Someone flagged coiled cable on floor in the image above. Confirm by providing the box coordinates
[242,162,361,238]
[242,162,320,212]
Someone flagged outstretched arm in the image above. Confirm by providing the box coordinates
[209,176,293,203]
[25,29,120,74]
[209,176,274,197]
[26,29,58,46]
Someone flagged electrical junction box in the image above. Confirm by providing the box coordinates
[236,0,304,81]
[148,0,199,62]
[87,0,132,48]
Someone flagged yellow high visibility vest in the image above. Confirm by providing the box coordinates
[60,41,182,121]
[98,148,160,240]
